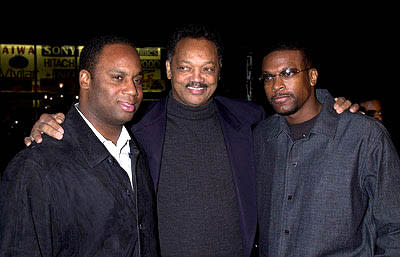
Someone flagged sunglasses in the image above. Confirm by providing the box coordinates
[259,67,311,85]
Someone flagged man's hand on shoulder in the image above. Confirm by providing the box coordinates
[334,97,360,114]
[24,113,66,147]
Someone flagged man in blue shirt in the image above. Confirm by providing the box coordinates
[254,41,400,256]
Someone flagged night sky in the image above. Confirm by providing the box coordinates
[2,12,394,98]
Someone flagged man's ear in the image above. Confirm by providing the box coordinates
[166,60,172,79]
[309,68,318,87]
[79,70,91,90]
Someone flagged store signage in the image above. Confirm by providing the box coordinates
[0,44,35,80]
[137,47,165,92]
[1,44,165,92]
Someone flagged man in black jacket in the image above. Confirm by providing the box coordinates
[0,36,160,256]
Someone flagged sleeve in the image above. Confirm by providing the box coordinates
[362,128,400,256]
[0,153,56,257]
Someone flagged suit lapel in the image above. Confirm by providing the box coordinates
[214,98,257,253]
[131,97,168,192]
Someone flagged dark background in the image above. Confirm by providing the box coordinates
[1,8,398,172]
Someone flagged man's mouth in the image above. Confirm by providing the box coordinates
[271,94,292,104]
[186,82,208,94]
[119,102,136,112]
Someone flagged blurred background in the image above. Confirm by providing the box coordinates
[1,8,398,173]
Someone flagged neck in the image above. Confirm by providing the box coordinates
[77,104,122,145]
[97,125,122,145]
[285,97,322,125]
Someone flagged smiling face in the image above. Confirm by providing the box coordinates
[79,43,143,130]
[262,49,320,124]
[166,38,220,107]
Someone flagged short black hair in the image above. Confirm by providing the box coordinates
[263,40,314,68]
[79,35,136,75]
[166,24,224,67]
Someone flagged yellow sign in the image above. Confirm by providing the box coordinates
[1,44,165,93]
[0,44,35,81]
[36,45,83,82]
[137,47,165,92]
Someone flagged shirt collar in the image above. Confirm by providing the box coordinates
[276,89,339,140]
[311,90,339,139]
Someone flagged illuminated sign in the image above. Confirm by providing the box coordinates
[137,47,165,92]
[37,45,83,82]
[0,44,35,81]
[1,44,166,93]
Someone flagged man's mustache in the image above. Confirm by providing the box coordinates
[271,93,294,100]
[185,82,208,88]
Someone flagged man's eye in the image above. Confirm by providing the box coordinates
[177,66,190,71]
[113,75,123,80]
[264,74,274,81]
[282,69,296,78]
[203,67,215,73]
[134,77,143,86]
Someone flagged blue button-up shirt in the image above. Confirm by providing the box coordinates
[254,89,400,256]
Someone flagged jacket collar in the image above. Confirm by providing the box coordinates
[64,106,113,168]
[214,96,244,132]
[131,95,168,132]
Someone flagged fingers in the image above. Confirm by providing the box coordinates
[334,97,360,115]
[29,113,65,143]
[334,97,349,114]
[24,136,33,147]
[343,100,352,110]
[31,124,44,143]
[41,113,64,139]
[53,113,66,124]
[24,130,42,147]
[349,103,360,113]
